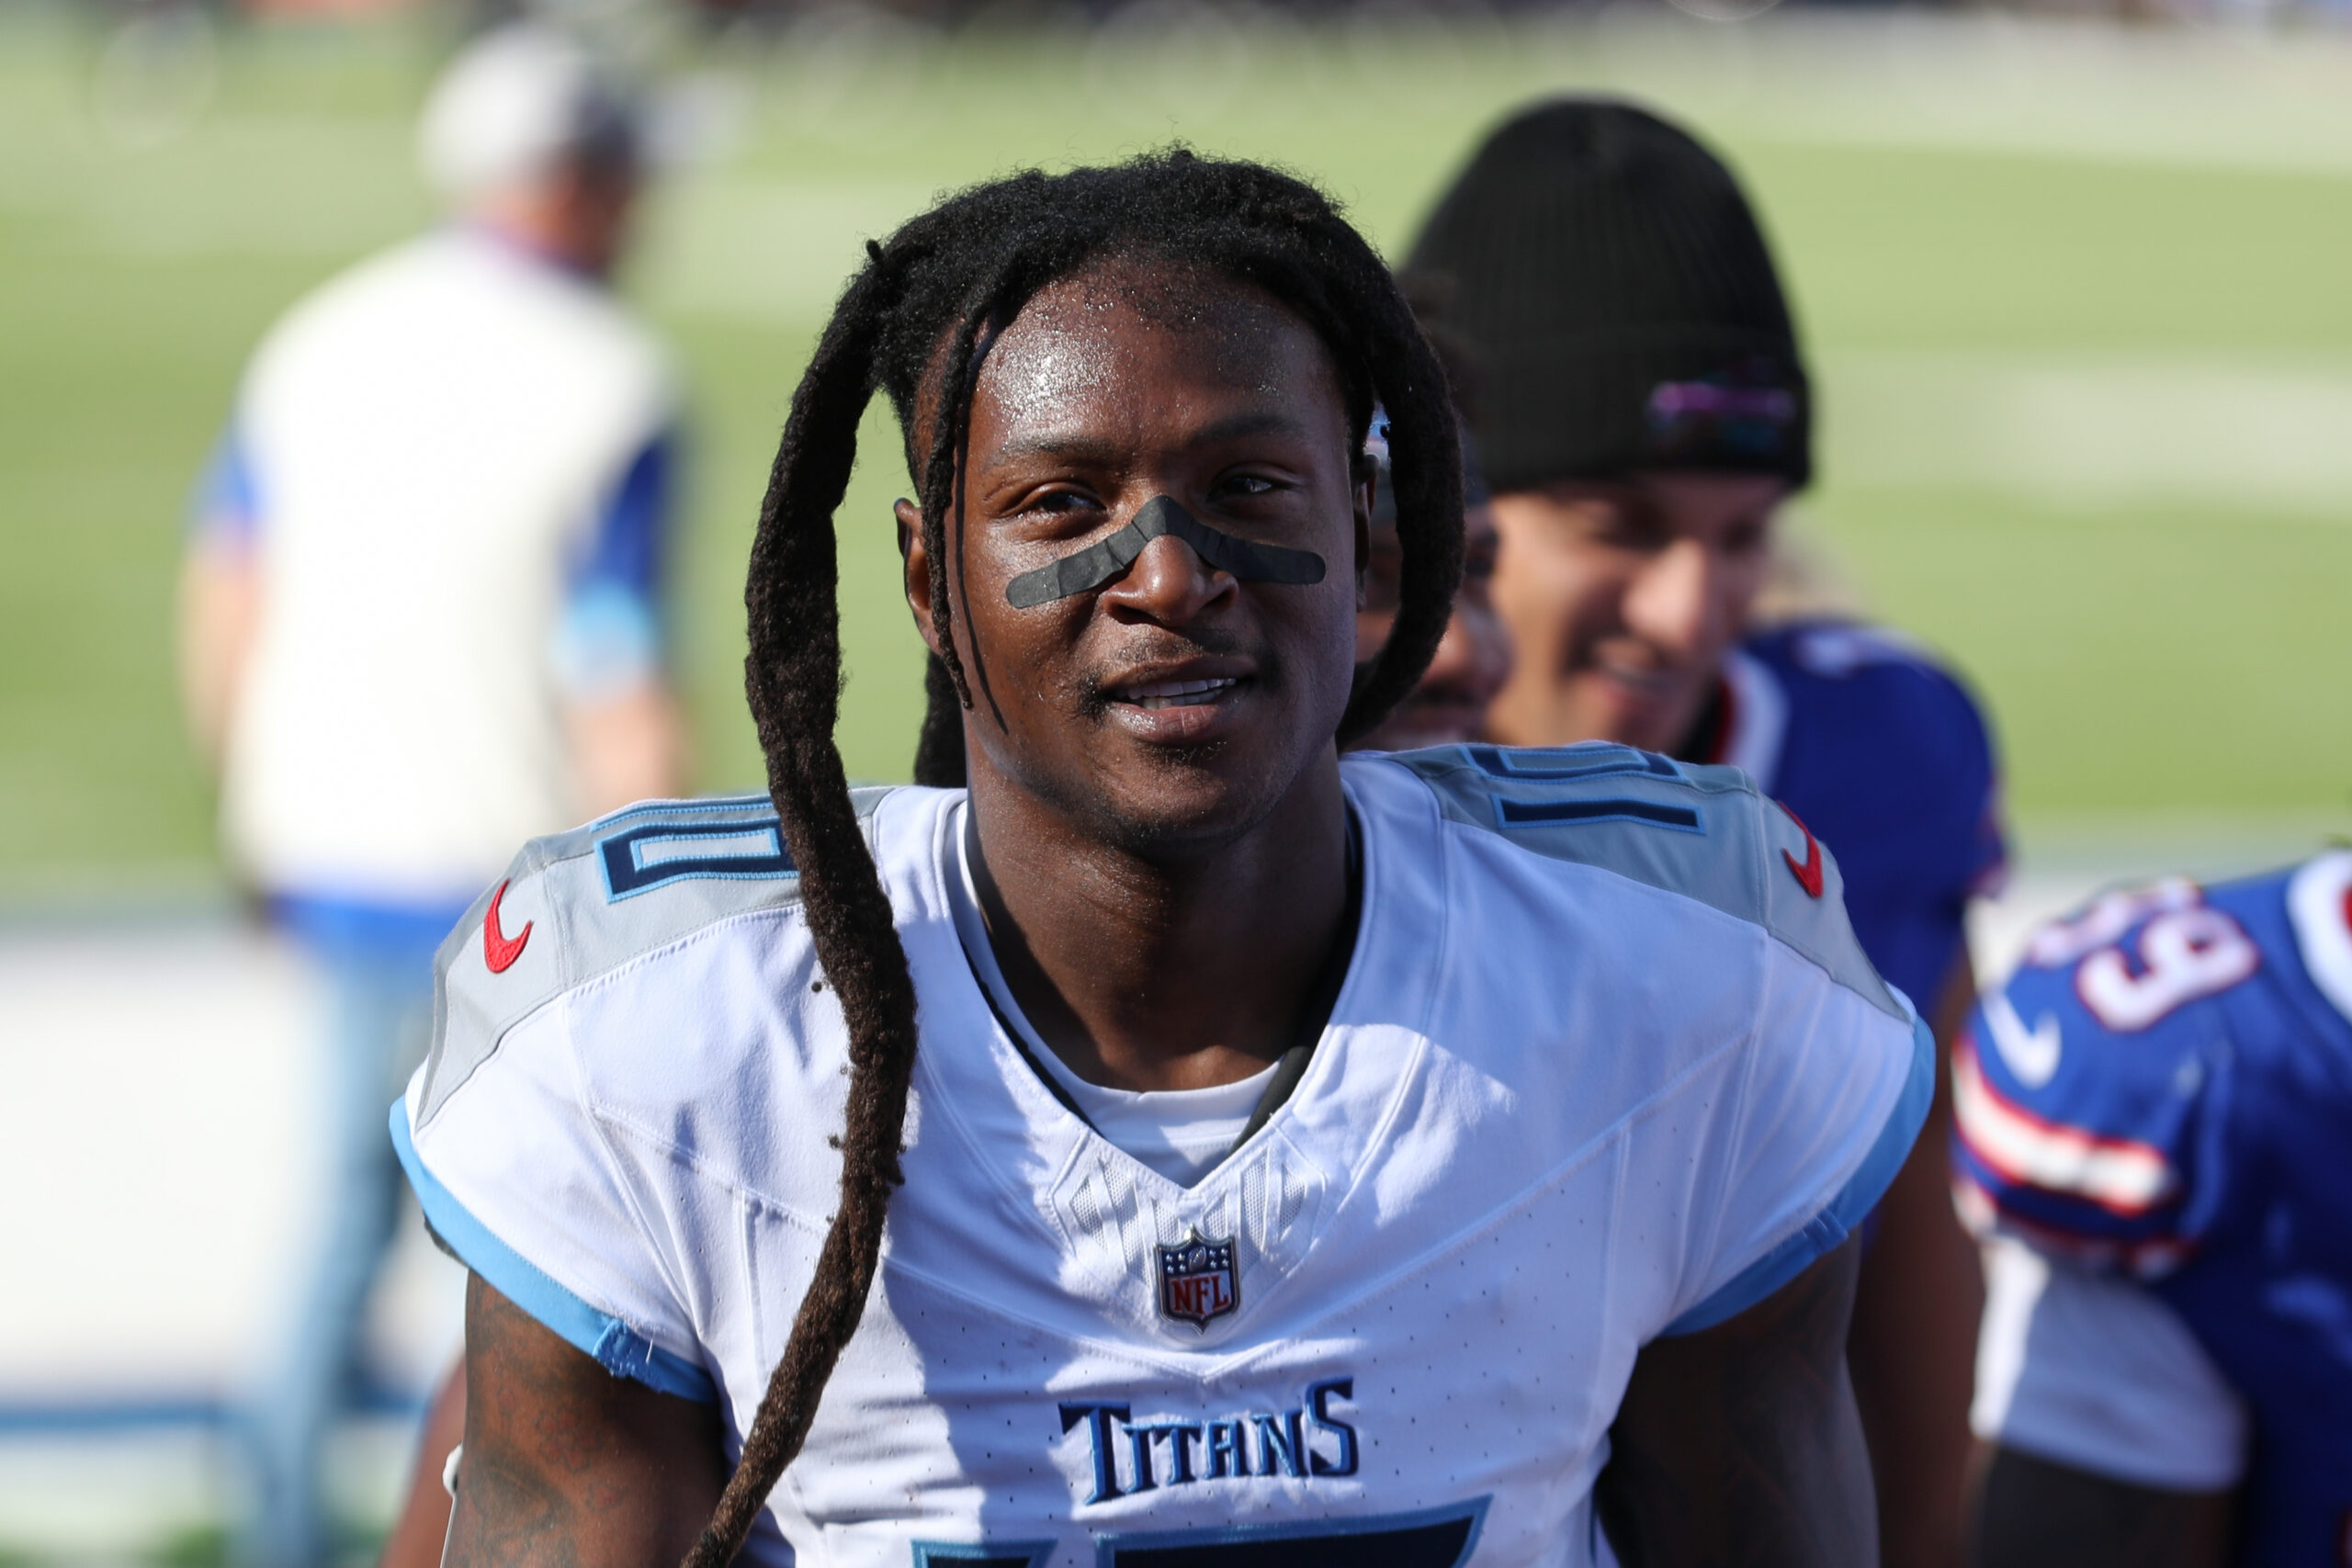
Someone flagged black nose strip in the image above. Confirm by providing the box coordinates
[1003,494,1327,609]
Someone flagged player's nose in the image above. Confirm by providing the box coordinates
[1102,532,1237,627]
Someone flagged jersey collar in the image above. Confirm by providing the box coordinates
[875,779,1434,1354]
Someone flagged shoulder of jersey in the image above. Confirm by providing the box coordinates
[1746,619,1994,759]
[412,788,899,1123]
[1745,616,1965,687]
[1953,852,2352,1276]
[1370,740,1900,1021]
[438,230,678,393]
[255,232,673,400]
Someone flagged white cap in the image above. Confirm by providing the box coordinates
[416,23,638,204]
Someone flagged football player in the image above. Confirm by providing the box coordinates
[1958,852,2352,1567]
[372,410,1509,1568]
[396,152,1928,1565]
[1405,100,2005,1568]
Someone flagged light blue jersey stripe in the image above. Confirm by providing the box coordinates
[1661,1005,1936,1337]
[390,1102,717,1403]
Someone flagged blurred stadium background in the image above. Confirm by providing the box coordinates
[2,0,2349,1558]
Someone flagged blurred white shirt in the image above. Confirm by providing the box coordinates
[209,227,676,904]
[1973,1235,2249,1493]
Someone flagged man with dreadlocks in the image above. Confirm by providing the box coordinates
[395,152,1927,1566]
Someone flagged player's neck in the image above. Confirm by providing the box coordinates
[963,760,1353,1096]
[465,197,616,283]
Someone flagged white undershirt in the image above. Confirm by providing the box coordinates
[947,805,1277,1189]
[1973,1236,2248,1492]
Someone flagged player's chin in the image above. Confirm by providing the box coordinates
[1572,668,1704,753]
[1085,696,1326,846]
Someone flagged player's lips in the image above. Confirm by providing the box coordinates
[1102,658,1256,743]
[1591,657,1684,696]
[1122,676,1240,710]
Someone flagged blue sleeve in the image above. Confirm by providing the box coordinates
[1951,886,2262,1274]
[554,428,678,700]
[189,424,262,546]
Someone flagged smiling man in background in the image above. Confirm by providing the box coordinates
[1408,97,2007,1568]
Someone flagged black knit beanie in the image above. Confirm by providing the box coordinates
[1404,97,1811,493]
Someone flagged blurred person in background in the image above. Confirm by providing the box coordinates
[1958,852,2352,1566]
[1406,98,2006,1568]
[1348,412,1511,754]
[175,23,684,1565]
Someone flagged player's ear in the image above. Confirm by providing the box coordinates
[897,498,946,658]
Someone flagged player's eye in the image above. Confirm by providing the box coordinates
[1022,488,1102,520]
[1211,471,1287,506]
[1720,517,1770,558]
[1592,504,1666,551]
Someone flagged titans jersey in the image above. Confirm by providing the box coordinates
[1954,853,2352,1565]
[1713,621,2006,1011]
[396,747,1928,1566]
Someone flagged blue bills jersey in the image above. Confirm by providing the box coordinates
[396,748,1928,1566]
[1712,622,2007,1013]
[1955,852,2352,1564]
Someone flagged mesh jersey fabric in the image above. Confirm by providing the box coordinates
[397,749,1928,1565]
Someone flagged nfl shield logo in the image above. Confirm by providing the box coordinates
[1157,1227,1239,1330]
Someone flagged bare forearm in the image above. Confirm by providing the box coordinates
[447,1274,726,1568]
[1600,1240,1875,1566]
[1969,1448,2233,1568]
[176,541,261,769]
[381,1360,467,1568]
[1849,1158,1978,1568]
[448,1450,594,1568]
[1849,951,1983,1568]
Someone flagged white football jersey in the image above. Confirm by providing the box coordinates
[397,745,1928,1567]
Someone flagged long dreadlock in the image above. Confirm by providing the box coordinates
[698,150,1465,1564]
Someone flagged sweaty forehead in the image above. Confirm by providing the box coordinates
[966,260,1349,453]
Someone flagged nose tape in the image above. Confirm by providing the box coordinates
[1003,495,1327,609]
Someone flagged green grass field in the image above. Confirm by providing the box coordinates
[4,6,2350,895]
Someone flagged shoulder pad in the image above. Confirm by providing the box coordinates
[1748,621,1992,739]
[413,789,894,1126]
[1385,742,1901,1021]
[1776,621,1939,680]
[1953,880,2261,1274]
